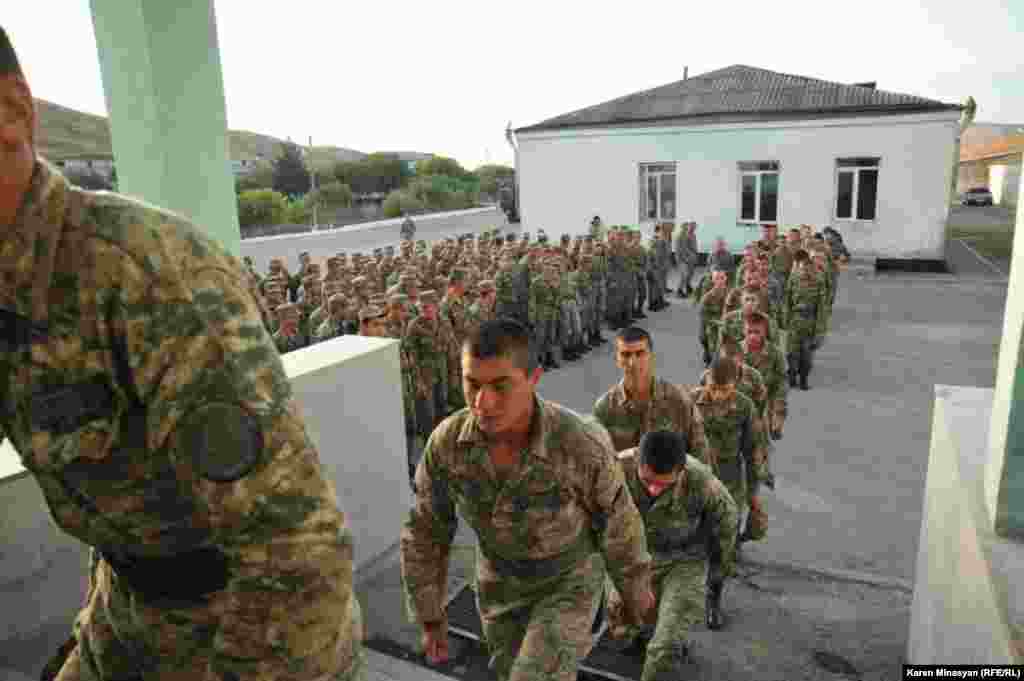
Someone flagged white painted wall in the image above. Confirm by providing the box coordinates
[516,112,961,259]
[0,336,410,642]
[240,205,509,274]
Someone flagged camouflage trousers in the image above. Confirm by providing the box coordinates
[607,559,707,681]
[634,272,647,309]
[49,557,368,681]
[415,378,448,440]
[533,317,558,363]
[594,282,607,327]
[477,553,604,681]
[787,318,818,376]
[559,300,582,348]
[716,454,749,516]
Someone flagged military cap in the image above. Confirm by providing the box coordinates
[358,305,386,322]
[418,290,439,304]
[478,279,496,292]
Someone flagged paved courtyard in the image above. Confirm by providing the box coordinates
[357,257,1010,680]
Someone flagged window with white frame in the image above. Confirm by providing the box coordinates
[738,161,779,224]
[835,157,880,221]
[638,163,676,223]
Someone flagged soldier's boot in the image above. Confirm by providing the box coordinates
[705,582,725,630]
[787,354,799,387]
[634,304,647,319]
[596,330,608,344]
[545,351,560,370]
[562,345,578,361]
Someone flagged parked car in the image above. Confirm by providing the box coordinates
[961,187,994,206]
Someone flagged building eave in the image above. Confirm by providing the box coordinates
[514,103,963,135]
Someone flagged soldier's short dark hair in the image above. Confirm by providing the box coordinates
[793,249,810,263]
[639,431,686,475]
[0,27,22,77]
[464,318,536,374]
[710,356,737,386]
[616,326,653,350]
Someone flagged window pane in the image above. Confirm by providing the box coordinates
[760,173,778,222]
[647,176,658,219]
[857,169,878,220]
[836,171,854,218]
[741,174,757,220]
[660,173,676,220]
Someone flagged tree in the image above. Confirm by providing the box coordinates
[473,164,514,195]
[416,155,470,179]
[235,164,275,193]
[382,189,425,218]
[237,189,288,228]
[272,142,311,197]
[308,181,353,208]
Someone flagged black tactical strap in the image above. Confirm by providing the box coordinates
[29,376,116,436]
[100,547,229,603]
[0,307,46,351]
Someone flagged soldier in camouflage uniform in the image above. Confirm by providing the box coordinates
[405,290,453,450]
[811,249,834,332]
[314,293,350,342]
[702,339,770,421]
[494,253,528,327]
[739,313,786,543]
[783,250,829,390]
[691,358,769,553]
[606,432,738,680]
[719,289,782,354]
[401,319,655,681]
[529,262,562,370]
[588,238,609,344]
[557,259,585,361]
[606,230,632,330]
[440,270,470,411]
[465,279,498,339]
[274,302,309,354]
[698,268,729,366]
[593,327,709,463]
[0,31,365,681]
[628,230,648,319]
[576,253,601,348]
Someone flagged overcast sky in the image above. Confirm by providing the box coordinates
[6,0,1023,171]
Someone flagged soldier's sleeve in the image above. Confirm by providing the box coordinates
[592,392,610,429]
[400,430,457,625]
[582,433,651,606]
[742,403,769,488]
[815,281,829,337]
[703,474,739,585]
[681,391,711,468]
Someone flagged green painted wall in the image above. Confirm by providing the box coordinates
[90,0,240,255]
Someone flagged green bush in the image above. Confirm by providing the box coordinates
[237,189,287,228]
[284,196,312,225]
[383,190,425,218]
[309,181,353,208]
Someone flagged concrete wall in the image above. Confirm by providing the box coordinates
[516,111,961,259]
[240,205,509,273]
[907,385,1023,664]
[0,335,409,643]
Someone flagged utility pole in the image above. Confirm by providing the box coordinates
[309,135,318,229]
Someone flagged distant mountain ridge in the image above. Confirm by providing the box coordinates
[33,98,429,166]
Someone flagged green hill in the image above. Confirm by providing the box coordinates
[34,98,389,166]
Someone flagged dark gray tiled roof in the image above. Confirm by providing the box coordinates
[515,65,962,133]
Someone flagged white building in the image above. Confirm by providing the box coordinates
[511,65,964,260]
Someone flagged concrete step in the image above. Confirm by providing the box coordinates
[366,647,459,681]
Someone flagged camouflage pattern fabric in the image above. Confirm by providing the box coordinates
[607,452,737,681]
[3,160,364,680]
[743,339,789,437]
[592,377,709,463]
[698,287,728,357]
[400,398,652,681]
[690,386,768,509]
[717,309,782,353]
[699,363,769,422]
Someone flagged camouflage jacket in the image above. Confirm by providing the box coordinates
[742,339,788,433]
[699,363,768,419]
[529,277,560,324]
[439,293,469,343]
[717,309,781,351]
[690,387,767,483]
[616,450,737,580]
[0,159,362,679]
[593,376,709,462]
[770,244,796,278]
[783,270,829,336]
[404,315,453,391]
[465,301,496,339]
[699,287,729,330]
[401,397,652,624]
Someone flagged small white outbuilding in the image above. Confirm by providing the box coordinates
[510,65,964,260]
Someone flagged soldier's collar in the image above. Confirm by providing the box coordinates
[457,394,554,463]
[615,375,660,405]
[1,159,81,330]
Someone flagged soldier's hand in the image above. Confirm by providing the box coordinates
[763,473,776,490]
[631,586,657,626]
[421,621,450,665]
[770,429,782,441]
